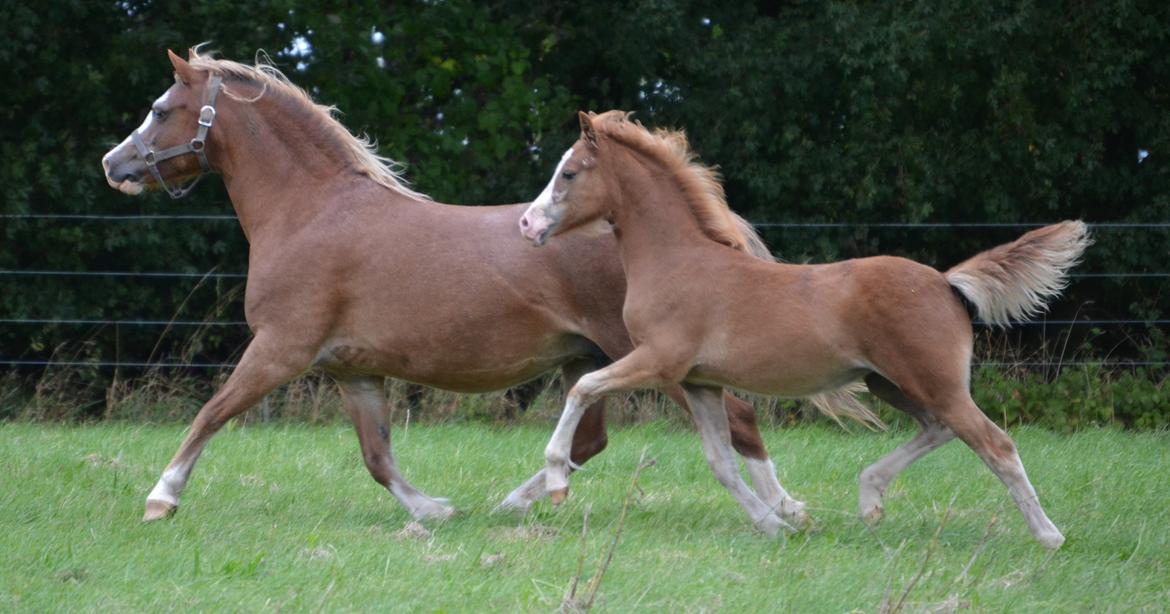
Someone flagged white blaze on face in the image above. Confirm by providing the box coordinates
[520,148,574,244]
[101,89,173,194]
[533,147,574,209]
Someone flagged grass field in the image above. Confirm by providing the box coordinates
[1,421,1167,612]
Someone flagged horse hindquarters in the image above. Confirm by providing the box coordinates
[855,272,1065,548]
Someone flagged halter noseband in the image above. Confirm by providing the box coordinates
[130,74,223,199]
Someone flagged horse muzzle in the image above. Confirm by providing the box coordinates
[102,146,147,195]
[518,208,555,247]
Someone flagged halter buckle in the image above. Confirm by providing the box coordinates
[198,105,216,127]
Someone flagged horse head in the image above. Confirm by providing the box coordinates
[102,49,223,199]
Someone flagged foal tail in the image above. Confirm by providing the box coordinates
[945,221,1091,327]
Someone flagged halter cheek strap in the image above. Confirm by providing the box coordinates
[130,74,223,199]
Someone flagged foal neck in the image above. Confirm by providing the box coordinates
[606,148,721,274]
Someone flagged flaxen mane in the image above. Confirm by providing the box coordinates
[589,111,773,261]
[188,47,429,201]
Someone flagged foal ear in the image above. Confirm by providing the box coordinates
[168,49,196,86]
[578,111,599,149]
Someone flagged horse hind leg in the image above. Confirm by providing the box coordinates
[859,374,955,525]
[937,395,1064,549]
[495,356,608,514]
[336,375,454,520]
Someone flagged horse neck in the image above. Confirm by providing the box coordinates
[211,94,373,241]
[606,149,714,279]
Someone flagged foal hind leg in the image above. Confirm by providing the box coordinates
[496,357,608,514]
[143,335,307,521]
[336,376,454,520]
[859,374,954,525]
[682,385,794,536]
[939,397,1064,549]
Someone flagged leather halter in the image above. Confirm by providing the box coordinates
[130,74,223,199]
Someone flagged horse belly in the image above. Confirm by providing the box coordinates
[688,332,863,398]
[315,329,585,394]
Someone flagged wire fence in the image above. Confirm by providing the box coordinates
[3,216,1168,370]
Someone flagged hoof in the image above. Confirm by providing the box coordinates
[549,487,569,506]
[1037,529,1065,550]
[788,509,815,532]
[862,506,884,526]
[780,500,813,530]
[492,492,535,516]
[413,498,456,521]
[143,499,177,522]
[755,512,795,537]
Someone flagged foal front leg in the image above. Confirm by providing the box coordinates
[143,335,307,521]
[667,388,810,528]
[336,376,454,520]
[543,347,675,503]
[682,385,794,537]
[496,358,608,514]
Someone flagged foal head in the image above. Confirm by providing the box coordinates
[102,49,224,198]
[520,111,771,258]
[518,112,616,246]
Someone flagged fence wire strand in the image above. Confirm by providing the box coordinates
[3,216,1166,371]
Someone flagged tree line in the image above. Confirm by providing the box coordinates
[2,1,1167,380]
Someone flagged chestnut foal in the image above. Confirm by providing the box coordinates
[100,49,793,524]
[518,111,1089,547]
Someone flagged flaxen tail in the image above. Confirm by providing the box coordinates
[946,221,1091,327]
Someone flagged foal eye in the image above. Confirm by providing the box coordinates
[561,171,577,181]
[152,108,169,122]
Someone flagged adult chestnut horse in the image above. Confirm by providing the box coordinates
[99,49,806,524]
[518,111,1089,547]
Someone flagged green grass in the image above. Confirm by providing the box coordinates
[1,422,1167,612]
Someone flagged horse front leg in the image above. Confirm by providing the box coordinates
[336,376,454,520]
[143,335,309,521]
[495,357,607,514]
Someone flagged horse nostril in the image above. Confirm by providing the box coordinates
[519,215,530,230]
[112,170,140,183]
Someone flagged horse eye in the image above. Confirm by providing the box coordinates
[561,171,577,181]
[152,108,169,122]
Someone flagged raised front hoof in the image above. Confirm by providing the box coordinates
[491,492,535,516]
[1036,529,1066,550]
[548,487,569,506]
[143,499,177,522]
[862,505,885,527]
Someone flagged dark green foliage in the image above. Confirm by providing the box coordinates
[972,366,1169,431]
[1,1,1167,422]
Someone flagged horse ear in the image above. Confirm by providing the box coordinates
[168,49,195,86]
[578,111,599,149]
